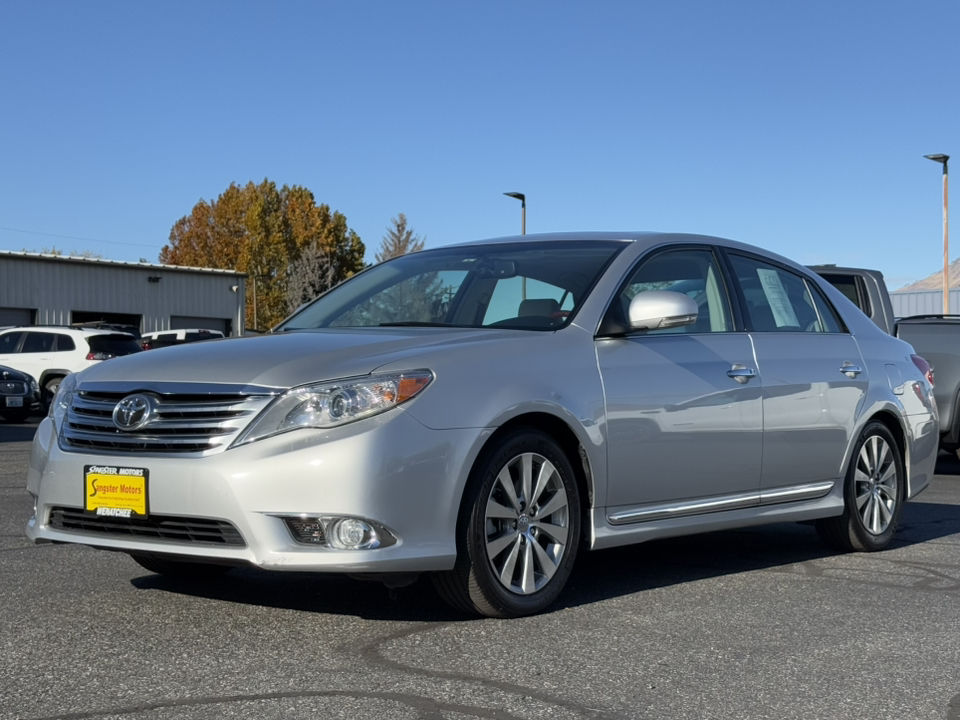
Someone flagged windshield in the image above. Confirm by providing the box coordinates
[277,241,625,331]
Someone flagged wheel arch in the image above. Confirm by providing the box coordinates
[862,409,910,495]
[454,412,596,552]
[38,370,69,388]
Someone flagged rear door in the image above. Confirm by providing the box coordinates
[727,252,868,492]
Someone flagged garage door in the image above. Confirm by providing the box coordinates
[0,307,34,326]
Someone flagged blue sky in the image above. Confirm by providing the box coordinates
[1,1,956,290]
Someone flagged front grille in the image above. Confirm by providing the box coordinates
[0,381,27,395]
[49,506,246,546]
[61,389,274,456]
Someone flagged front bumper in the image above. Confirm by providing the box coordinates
[26,410,484,573]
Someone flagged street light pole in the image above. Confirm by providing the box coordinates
[925,154,950,314]
[503,192,526,235]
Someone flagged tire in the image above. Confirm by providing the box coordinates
[130,554,231,580]
[44,377,63,405]
[0,409,31,423]
[816,421,904,552]
[432,428,581,618]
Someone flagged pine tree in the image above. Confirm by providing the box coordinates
[375,213,424,263]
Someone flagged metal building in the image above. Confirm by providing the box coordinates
[0,251,247,336]
[891,289,960,318]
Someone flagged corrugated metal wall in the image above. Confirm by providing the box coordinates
[890,289,960,317]
[0,254,246,335]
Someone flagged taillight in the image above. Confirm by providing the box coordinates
[911,354,934,387]
[86,352,116,361]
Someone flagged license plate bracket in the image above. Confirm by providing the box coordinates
[5,397,23,407]
[84,465,149,518]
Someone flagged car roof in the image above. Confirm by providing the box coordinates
[0,325,133,337]
[142,329,224,338]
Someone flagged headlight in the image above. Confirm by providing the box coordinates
[234,370,433,446]
[48,372,78,425]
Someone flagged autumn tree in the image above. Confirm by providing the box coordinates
[159,180,365,330]
[375,213,424,263]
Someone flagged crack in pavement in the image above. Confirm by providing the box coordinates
[24,689,529,720]
[355,622,627,720]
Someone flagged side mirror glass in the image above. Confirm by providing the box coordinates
[628,290,698,330]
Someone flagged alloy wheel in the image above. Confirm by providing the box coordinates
[483,452,571,595]
[854,434,899,535]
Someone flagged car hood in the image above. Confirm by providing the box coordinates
[75,328,538,390]
[0,365,33,383]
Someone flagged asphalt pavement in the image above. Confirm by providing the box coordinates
[2,415,959,720]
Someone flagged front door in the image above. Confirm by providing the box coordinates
[597,246,763,511]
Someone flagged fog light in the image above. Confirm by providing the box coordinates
[278,514,397,550]
[334,518,372,549]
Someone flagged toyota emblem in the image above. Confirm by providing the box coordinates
[112,394,155,431]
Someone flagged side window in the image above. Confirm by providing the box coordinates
[809,284,845,333]
[613,248,733,334]
[55,335,76,352]
[0,331,24,353]
[819,273,871,317]
[21,332,56,352]
[729,254,832,333]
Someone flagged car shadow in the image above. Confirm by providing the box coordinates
[0,419,39,443]
[935,449,960,476]
[131,497,960,621]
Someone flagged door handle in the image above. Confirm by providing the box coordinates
[840,362,863,378]
[727,364,757,384]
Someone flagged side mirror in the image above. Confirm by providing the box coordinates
[628,290,698,330]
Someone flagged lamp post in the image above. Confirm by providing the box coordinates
[503,192,526,235]
[925,154,950,314]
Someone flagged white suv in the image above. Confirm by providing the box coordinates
[140,328,224,350]
[0,326,142,399]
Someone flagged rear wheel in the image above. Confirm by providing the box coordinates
[432,428,581,618]
[817,421,904,552]
[130,554,231,580]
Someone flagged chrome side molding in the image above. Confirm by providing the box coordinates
[607,481,836,525]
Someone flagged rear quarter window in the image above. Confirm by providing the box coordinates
[87,335,143,356]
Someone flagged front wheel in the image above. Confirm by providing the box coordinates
[817,421,904,552]
[432,428,581,618]
[43,377,63,406]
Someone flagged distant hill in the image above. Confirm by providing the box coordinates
[895,258,960,292]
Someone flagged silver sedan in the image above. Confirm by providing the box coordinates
[25,232,939,617]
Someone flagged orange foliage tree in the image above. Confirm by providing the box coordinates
[159,180,365,330]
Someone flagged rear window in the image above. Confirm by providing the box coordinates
[87,334,143,356]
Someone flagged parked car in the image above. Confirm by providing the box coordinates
[0,364,42,422]
[0,326,142,400]
[140,328,225,350]
[25,233,938,617]
[812,266,960,454]
[809,265,896,335]
[70,321,142,340]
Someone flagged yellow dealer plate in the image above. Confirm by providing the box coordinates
[84,465,149,518]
